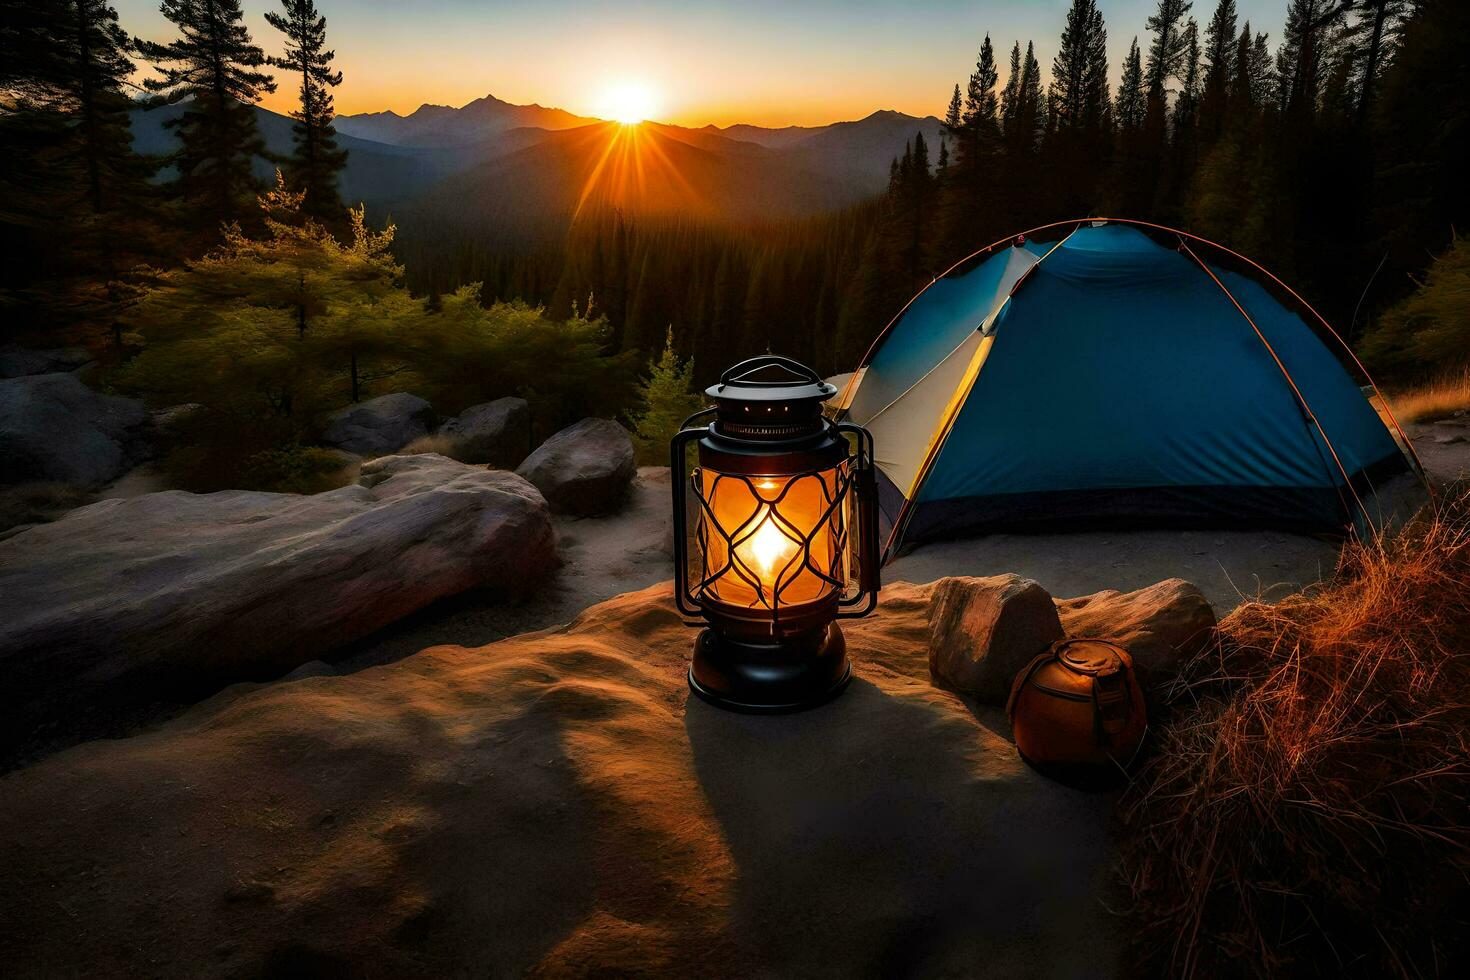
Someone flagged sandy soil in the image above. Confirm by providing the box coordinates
[0,581,1119,978]
[342,427,1468,673]
[2,431,1463,976]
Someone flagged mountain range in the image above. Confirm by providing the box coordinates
[131,94,944,234]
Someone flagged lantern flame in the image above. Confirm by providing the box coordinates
[748,511,796,578]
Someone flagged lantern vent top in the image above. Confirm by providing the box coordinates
[704,356,836,440]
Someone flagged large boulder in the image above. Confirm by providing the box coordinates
[516,417,636,516]
[1055,578,1216,681]
[0,454,555,745]
[927,574,1065,703]
[320,392,433,457]
[437,396,530,465]
[0,344,93,378]
[0,581,1121,978]
[0,372,149,488]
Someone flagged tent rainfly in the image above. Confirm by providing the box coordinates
[832,220,1422,560]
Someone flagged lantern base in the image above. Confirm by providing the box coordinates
[687,623,852,713]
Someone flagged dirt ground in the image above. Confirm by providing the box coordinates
[3,428,1465,977]
[0,580,1121,979]
[342,424,1468,673]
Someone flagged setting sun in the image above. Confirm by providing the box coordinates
[598,81,659,124]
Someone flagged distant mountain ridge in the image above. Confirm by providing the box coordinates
[399,120,862,243]
[335,95,946,199]
[336,94,598,147]
[133,94,945,235]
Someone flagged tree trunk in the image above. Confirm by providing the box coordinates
[73,1,104,214]
[1358,0,1390,124]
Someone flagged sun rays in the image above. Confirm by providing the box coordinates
[572,121,702,220]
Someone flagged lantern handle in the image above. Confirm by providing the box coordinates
[717,355,824,389]
[670,417,714,618]
[835,419,881,616]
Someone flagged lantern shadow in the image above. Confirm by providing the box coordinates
[684,677,1121,976]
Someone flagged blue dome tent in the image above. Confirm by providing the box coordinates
[832,220,1422,559]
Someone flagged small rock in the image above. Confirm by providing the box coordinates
[0,344,93,379]
[927,574,1064,703]
[437,397,530,466]
[0,373,149,488]
[282,660,337,681]
[1432,432,1465,445]
[516,418,636,516]
[1055,578,1216,681]
[320,392,433,457]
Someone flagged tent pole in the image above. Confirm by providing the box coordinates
[1178,239,1367,528]
[880,225,1083,561]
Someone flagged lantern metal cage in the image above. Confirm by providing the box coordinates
[671,355,881,713]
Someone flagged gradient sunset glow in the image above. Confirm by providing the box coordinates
[116,0,1290,128]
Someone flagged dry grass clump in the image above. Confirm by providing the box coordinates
[1386,368,1470,423]
[1118,490,1470,978]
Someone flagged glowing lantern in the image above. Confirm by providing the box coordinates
[671,356,881,712]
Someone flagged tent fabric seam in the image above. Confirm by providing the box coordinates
[882,226,1081,558]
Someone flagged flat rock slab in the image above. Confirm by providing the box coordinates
[0,454,554,744]
[0,581,1119,978]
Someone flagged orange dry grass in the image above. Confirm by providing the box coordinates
[1385,369,1470,424]
[1118,491,1470,978]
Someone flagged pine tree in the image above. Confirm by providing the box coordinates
[631,327,704,464]
[1046,0,1112,216]
[999,42,1022,135]
[949,32,1000,231]
[1198,0,1237,143]
[1111,37,1151,217]
[1051,0,1110,137]
[1276,0,1352,126]
[53,1,155,216]
[964,35,1000,131]
[117,176,412,472]
[1248,31,1273,105]
[1145,0,1195,99]
[1117,38,1147,131]
[1345,0,1410,123]
[1014,42,1044,154]
[1175,20,1202,132]
[1368,0,1470,303]
[0,0,161,342]
[265,0,347,224]
[1227,22,1268,124]
[945,84,963,132]
[141,0,277,232]
[1164,19,1203,218]
[906,130,935,279]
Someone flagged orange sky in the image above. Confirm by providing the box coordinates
[116,1,1287,128]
